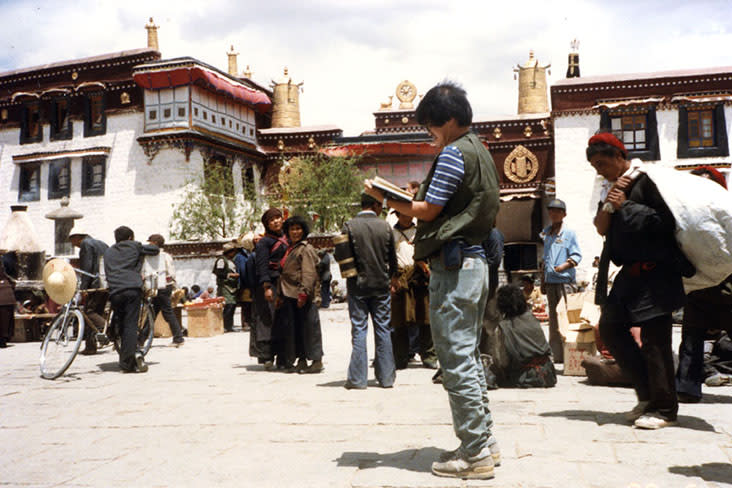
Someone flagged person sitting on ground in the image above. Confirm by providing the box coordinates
[190,284,202,300]
[199,286,215,299]
[491,284,557,388]
[519,275,543,314]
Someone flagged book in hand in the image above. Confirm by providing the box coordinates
[370,176,413,202]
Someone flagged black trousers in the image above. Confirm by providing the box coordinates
[152,286,183,341]
[599,310,678,420]
[676,286,732,398]
[391,285,435,368]
[223,303,236,332]
[110,289,142,371]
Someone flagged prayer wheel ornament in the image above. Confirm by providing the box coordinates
[514,51,550,115]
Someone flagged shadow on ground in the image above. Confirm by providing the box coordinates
[97,361,159,372]
[335,447,442,473]
[318,379,383,388]
[700,392,732,404]
[669,462,732,483]
[540,409,716,431]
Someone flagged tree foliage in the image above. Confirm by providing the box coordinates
[169,163,264,241]
[278,154,365,232]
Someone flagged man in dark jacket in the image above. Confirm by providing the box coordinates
[589,132,691,430]
[69,228,108,355]
[343,193,397,389]
[103,226,159,373]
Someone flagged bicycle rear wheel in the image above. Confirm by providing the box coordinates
[40,309,85,380]
[139,304,155,356]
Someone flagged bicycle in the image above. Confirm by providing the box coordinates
[39,269,155,380]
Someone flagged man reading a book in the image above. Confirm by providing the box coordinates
[365,81,501,481]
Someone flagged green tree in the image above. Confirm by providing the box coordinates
[278,154,365,232]
[169,162,264,241]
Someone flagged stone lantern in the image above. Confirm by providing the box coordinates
[44,197,83,256]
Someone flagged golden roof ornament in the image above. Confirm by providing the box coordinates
[395,80,417,109]
[271,67,304,128]
[504,145,539,183]
[243,65,253,79]
[514,51,550,114]
[145,17,159,52]
[227,45,239,76]
[379,95,394,111]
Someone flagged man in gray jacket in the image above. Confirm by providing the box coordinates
[343,193,398,389]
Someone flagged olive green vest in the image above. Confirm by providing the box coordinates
[413,132,500,261]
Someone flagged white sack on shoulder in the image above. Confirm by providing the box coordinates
[641,166,732,293]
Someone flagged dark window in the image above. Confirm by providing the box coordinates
[677,104,729,158]
[84,93,106,137]
[163,108,171,118]
[610,114,646,151]
[503,243,538,272]
[600,107,660,161]
[18,164,41,201]
[82,156,106,196]
[194,107,199,117]
[48,159,71,199]
[50,98,72,141]
[20,102,42,144]
[149,110,157,120]
[212,115,216,123]
[242,166,256,201]
[178,107,186,117]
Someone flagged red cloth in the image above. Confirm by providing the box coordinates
[588,132,627,157]
[695,165,728,189]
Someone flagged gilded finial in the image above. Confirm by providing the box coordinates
[145,17,159,51]
[243,65,252,78]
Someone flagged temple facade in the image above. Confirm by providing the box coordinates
[551,62,732,281]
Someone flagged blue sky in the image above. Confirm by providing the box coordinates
[1,0,731,135]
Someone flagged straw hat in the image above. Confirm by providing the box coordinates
[42,258,77,305]
[221,241,237,255]
[68,227,90,239]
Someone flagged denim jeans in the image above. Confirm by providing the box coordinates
[429,256,495,457]
[347,293,395,388]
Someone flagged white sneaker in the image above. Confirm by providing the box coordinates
[438,443,501,466]
[624,401,650,422]
[432,447,495,480]
[705,373,730,387]
[634,413,677,430]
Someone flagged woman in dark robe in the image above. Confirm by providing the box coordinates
[277,216,324,373]
[250,208,288,370]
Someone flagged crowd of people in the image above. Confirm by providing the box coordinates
[0,79,730,482]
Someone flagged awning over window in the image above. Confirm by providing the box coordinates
[133,65,271,113]
[13,147,110,163]
[670,93,732,104]
[593,97,664,110]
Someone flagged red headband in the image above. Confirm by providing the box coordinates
[696,165,728,189]
[588,132,627,157]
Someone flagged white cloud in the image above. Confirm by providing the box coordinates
[1,0,731,135]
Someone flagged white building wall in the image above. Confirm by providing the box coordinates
[553,105,732,283]
[0,111,203,254]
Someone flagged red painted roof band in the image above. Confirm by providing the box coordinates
[133,66,271,113]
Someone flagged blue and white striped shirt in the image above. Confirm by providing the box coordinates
[425,145,485,257]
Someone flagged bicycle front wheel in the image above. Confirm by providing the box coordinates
[40,309,85,380]
[139,304,155,356]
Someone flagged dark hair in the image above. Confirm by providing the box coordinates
[261,208,283,231]
[496,284,528,319]
[519,275,534,284]
[147,233,164,246]
[283,215,310,240]
[361,192,380,209]
[191,284,201,293]
[416,81,472,127]
[114,226,134,243]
